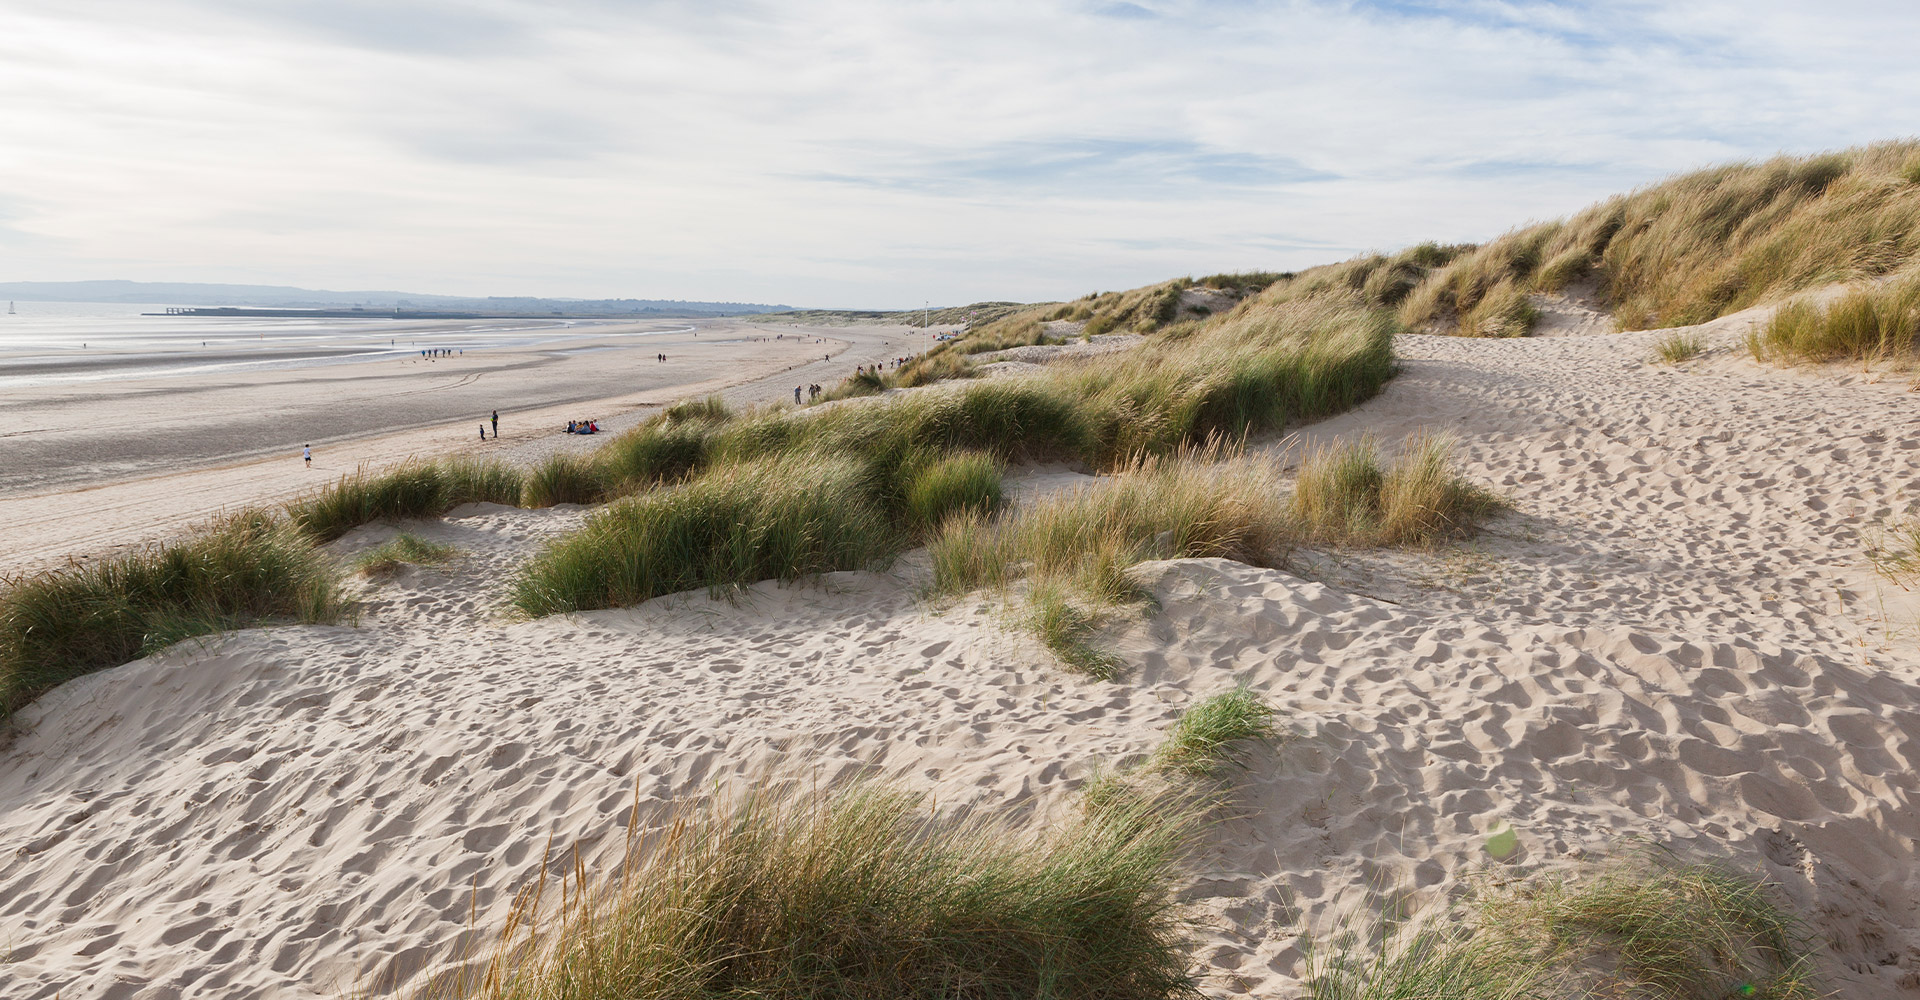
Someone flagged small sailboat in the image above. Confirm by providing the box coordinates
[6,301,13,315]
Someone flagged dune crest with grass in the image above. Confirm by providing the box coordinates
[7,142,1920,998]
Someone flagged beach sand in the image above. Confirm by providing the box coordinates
[0,319,924,577]
[5,310,1920,996]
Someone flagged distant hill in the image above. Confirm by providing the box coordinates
[0,280,791,317]
[764,302,1031,328]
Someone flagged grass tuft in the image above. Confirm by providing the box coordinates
[1291,434,1504,546]
[1653,329,1707,364]
[521,453,611,508]
[355,533,457,577]
[662,395,730,423]
[0,511,344,714]
[1759,276,1920,363]
[1025,583,1123,680]
[511,452,900,616]
[432,783,1200,1000]
[288,459,525,541]
[1304,856,1823,1000]
[902,451,1005,536]
[1496,857,1823,999]
[929,452,1291,674]
[1150,687,1277,778]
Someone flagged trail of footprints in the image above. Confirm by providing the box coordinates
[6,327,1920,996]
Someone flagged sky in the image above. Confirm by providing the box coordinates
[1,1,1917,309]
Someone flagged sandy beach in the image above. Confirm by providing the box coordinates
[0,319,927,577]
[4,304,1920,996]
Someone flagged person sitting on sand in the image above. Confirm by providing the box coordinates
[567,420,576,433]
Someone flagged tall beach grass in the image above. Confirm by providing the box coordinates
[1394,140,1920,339]
[0,511,345,714]
[288,457,526,541]
[1305,856,1822,1000]
[1759,275,1920,363]
[1289,433,1505,547]
[430,784,1200,1000]
[510,452,903,615]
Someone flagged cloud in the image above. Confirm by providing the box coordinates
[1093,2,1161,19]
[1,0,1918,306]
[803,139,1337,197]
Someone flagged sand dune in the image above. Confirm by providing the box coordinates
[4,309,1920,997]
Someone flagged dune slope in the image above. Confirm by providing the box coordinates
[3,309,1920,998]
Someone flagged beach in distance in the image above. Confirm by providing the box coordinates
[0,307,920,575]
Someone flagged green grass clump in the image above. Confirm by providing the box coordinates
[929,453,1290,675]
[1302,910,1554,1000]
[1149,687,1277,778]
[1290,434,1504,546]
[355,533,457,577]
[437,784,1199,1000]
[0,512,344,714]
[902,451,1005,535]
[1462,281,1539,337]
[521,453,612,508]
[511,452,900,615]
[662,395,730,423]
[1497,858,1822,999]
[1760,277,1920,363]
[931,453,1292,600]
[288,458,525,541]
[1305,857,1822,1000]
[1653,329,1707,363]
[1024,582,1124,680]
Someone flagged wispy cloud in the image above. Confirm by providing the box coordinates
[0,1,1915,306]
[804,139,1337,197]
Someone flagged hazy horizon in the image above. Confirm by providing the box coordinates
[5,2,1918,309]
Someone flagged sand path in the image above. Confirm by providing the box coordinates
[4,313,1920,997]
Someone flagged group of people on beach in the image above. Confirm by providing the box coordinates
[854,356,915,376]
[480,410,498,440]
[419,348,460,359]
[796,384,824,403]
[567,419,601,434]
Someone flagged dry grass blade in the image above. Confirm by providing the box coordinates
[423,783,1203,1000]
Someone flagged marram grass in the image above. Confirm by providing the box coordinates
[288,457,526,541]
[355,533,458,577]
[1760,275,1920,363]
[0,511,345,715]
[511,452,902,615]
[1290,433,1505,547]
[424,784,1202,1000]
[1391,140,1920,337]
[1304,856,1823,1000]
[1150,687,1278,778]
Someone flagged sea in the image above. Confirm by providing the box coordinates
[0,301,686,389]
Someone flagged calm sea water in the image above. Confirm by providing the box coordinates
[0,302,686,388]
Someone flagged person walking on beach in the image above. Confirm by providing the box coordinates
[794,385,803,404]
[303,444,311,468]
[480,424,487,441]
[491,410,499,437]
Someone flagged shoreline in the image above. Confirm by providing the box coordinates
[0,319,928,577]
